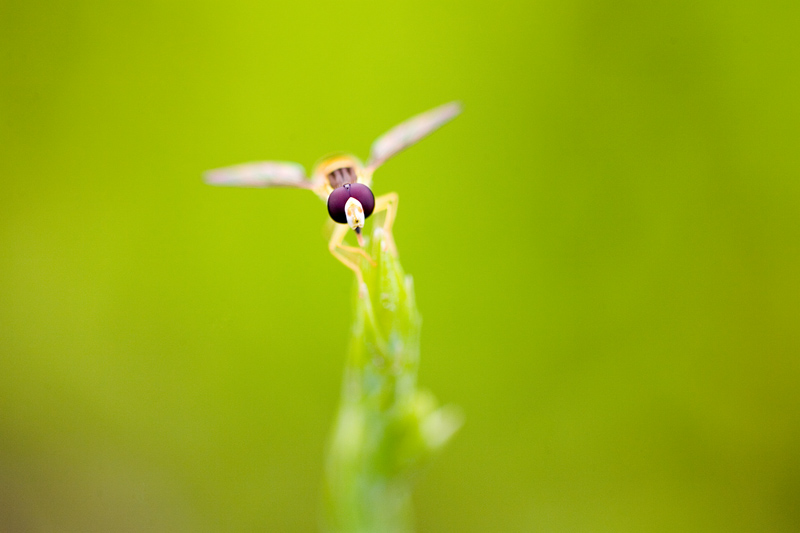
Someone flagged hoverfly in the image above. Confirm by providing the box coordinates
[204,101,461,284]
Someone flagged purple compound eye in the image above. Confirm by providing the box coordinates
[347,183,375,217]
[327,183,375,224]
[327,186,350,224]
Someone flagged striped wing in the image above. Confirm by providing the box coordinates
[204,161,318,189]
[367,101,462,171]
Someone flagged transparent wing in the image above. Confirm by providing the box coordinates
[204,161,318,188]
[367,101,462,171]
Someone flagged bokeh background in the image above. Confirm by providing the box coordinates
[2,1,799,531]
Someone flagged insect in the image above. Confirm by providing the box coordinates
[204,101,461,284]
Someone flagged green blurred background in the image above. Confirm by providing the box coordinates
[2,0,799,531]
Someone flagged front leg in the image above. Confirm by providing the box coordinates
[328,223,376,290]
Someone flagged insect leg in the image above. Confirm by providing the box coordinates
[328,224,375,287]
[372,192,399,256]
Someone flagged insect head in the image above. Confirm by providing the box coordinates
[327,183,375,231]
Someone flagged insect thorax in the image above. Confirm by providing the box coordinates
[326,167,358,189]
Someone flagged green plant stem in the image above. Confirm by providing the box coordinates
[323,222,461,533]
